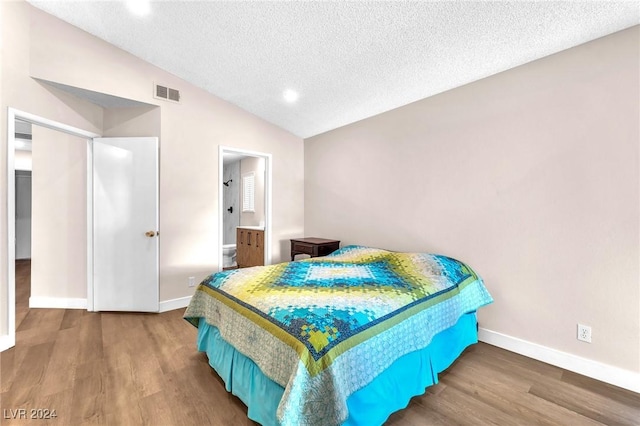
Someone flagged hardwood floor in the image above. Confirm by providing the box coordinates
[2,261,638,425]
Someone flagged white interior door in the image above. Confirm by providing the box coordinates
[93,137,159,312]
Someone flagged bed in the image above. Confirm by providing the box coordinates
[184,245,493,426]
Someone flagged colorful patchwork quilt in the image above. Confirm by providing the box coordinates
[184,245,493,426]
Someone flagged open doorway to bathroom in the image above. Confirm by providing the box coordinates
[218,147,272,272]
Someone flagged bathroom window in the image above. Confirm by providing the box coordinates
[242,172,255,212]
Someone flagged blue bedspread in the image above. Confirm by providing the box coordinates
[185,245,493,426]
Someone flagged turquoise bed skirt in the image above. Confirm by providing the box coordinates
[197,312,478,426]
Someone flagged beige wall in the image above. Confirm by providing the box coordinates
[103,106,160,138]
[31,126,89,299]
[0,1,304,336]
[305,27,640,373]
[240,156,265,227]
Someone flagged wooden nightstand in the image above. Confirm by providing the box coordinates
[290,238,340,261]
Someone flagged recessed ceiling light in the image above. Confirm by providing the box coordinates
[283,89,299,103]
[126,0,151,16]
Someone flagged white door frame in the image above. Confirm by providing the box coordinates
[2,108,100,352]
[218,146,272,271]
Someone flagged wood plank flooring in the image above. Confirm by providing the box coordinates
[2,260,638,425]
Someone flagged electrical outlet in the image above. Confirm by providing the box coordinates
[188,276,196,287]
[577,324,592,343]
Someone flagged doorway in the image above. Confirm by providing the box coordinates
[3,108,160,352]
[218,146,272,272]
[3,108,100,351]
[14,122,32,330]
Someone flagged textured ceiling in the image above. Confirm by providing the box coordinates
[27,1,639,138]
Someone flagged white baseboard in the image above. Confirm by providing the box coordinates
[29,297,87,310]
[159,296,192,313]
[479,328,640,394]
[0,334,15,352]
[28,296,191,313]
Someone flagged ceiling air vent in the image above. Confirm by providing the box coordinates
[154,83,181,103]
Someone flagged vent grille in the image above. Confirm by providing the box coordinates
[168,88,180,102]
[156,85,168,99]
[154,83,181,103]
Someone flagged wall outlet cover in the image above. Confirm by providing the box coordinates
[577,324,592,343]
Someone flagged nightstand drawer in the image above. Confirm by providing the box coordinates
[317,244,338,256]
[293,243,314,255]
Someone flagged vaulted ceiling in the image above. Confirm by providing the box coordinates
[27,1,639,138]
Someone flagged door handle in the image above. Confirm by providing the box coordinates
[145,231,157,237]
